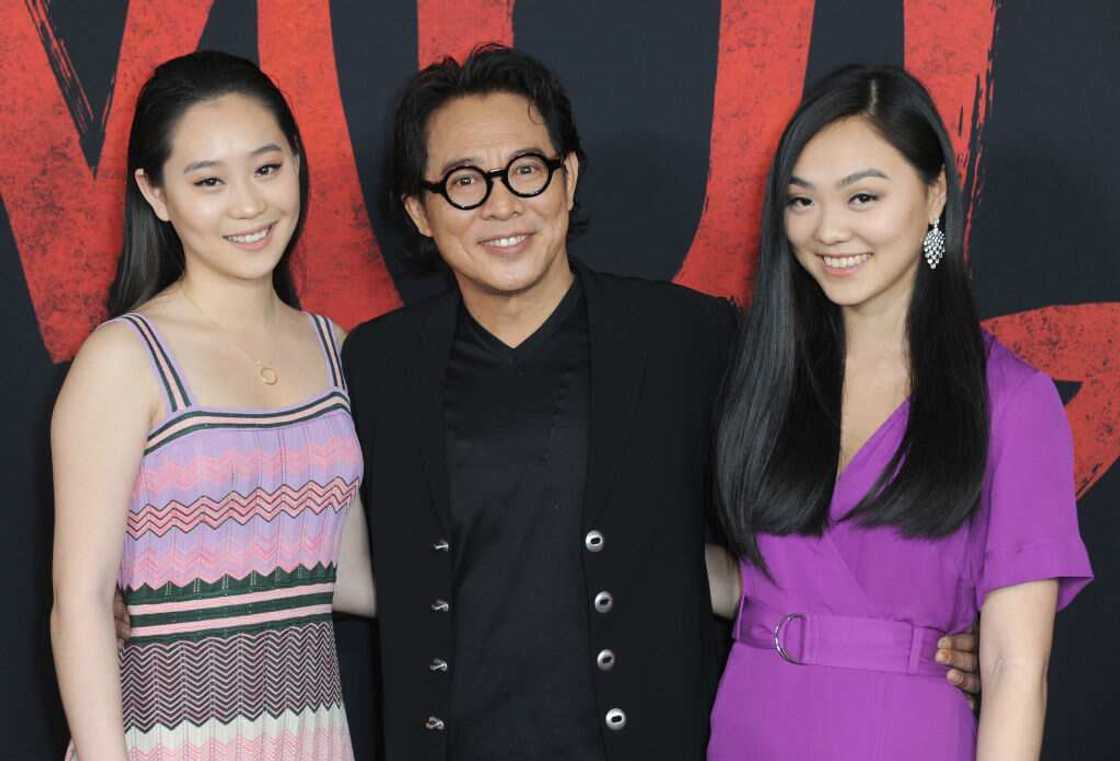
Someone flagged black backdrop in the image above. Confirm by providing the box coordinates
[2,2,1117,759]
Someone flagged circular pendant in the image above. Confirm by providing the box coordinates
[259,366,279,385]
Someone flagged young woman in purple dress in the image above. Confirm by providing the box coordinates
[706,65,1092,760]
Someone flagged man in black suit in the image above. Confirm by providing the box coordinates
[341,44,978,761]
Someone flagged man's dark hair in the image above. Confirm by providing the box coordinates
[389,43,587,265]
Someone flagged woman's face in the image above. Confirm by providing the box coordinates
[136,93,300,286]
[784,116,946,315]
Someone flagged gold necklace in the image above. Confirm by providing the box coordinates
[180,286,281,386]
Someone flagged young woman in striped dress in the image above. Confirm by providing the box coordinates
[50,51,375,760]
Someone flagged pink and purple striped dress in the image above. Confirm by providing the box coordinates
[66,312,363,761]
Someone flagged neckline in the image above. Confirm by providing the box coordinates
[145,387,348,442]
[835,396,911,484]
[459,278,583,360]
[132,310,340,412]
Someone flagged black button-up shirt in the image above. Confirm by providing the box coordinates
[442,280,605,760]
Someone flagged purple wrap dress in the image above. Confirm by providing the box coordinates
[708,338,1092,760]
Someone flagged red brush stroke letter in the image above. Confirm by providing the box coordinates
[0,1,213,361]
[416,0,515,66]
[259,0,401,328]
[904,0,998,249]
[673,0,816,303]
[985,305,1120,498]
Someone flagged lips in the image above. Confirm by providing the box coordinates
[223,223,276,250]
[479,233,531,248]
[818,252,871,273]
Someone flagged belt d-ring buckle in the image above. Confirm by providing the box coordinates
[773,613,807,665]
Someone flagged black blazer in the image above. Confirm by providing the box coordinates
[342,260,737,760]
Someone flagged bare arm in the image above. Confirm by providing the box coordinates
[329,321,376,618]
[333,491,376,617]
[705,543,741,620]
[976,579,1059,761]
[50,324,157,761]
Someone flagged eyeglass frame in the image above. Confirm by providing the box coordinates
[420,152,568,211]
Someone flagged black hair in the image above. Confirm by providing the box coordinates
[107,50,307,316]
[388,43,587,266]
[715,64,989,571]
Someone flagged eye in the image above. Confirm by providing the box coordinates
[450,174,477,188]
[256,162,282,177]
[785,195,813,210]
[850,192,878,206]
[193,177,222,188]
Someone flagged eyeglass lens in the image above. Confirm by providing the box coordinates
[445,154,553,208]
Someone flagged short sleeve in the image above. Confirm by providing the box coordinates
[976,371,1093,610]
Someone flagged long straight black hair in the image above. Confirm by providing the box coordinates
[715,65,989,570]
[106,50,307,317]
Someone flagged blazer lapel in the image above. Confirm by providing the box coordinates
[577,260,649,527]
[409,290,460,532]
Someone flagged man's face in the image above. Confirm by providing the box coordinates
[404,92,580,304]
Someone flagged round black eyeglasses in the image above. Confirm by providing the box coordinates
[421,153,566,210]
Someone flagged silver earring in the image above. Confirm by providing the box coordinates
[923,221,945,269]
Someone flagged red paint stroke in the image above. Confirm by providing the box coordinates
[0,0,213,362]
[24,0,96,142]
[259,0,401,329]
[984,304,1120,498]
[672,0,816,303]
[904,0,998,254]
[416,0,515,66]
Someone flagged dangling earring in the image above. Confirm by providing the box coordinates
[923,221,945,270]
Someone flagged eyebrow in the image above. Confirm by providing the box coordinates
[789,168,890,189]
[182,143,284,174]
[435,146,549,177]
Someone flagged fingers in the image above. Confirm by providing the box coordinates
[936,634,980,675]
[944,632,979,654]
[935,646,979,675]
[112,589,131,644]
[945,668,981,695]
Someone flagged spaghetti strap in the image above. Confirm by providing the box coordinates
[117,313,194,413]
[309,313,347,391]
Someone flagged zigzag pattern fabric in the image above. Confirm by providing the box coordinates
[66,313,362,761]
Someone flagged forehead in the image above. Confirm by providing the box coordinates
[423,92,555,168]
[792,116,913,181]
[167,93,287,164]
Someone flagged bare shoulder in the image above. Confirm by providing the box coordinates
[53,319,160,430]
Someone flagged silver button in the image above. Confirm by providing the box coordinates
[431,598,450,612]
[425,715,445,731]
[433,539,450,552]
[605,708,626,730]
[584,530,605,552]
[596,648,616,671]
[593,590,614,614]
[429,658,448,672]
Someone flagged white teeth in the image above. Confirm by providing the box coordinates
[485,235,528,248]
[822,253,871,269]
[226,227,269,244]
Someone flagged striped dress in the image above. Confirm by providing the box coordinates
[66,312,363,761]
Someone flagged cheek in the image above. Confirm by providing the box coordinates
[165,193,220,235]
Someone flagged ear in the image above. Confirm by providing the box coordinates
[134,169,170,222]
[403,194,433,238]
[562,151,581,211]
[927,167,948,225]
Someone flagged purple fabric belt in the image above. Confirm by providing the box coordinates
[734,599,946,677]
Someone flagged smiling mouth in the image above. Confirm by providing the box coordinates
[480,233,531,249]
[224,223,274,244]
[819,253,871,270]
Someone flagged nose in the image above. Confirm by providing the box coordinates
[478,178,523,220]
[228,176,267,219]
[812,203,851,246]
